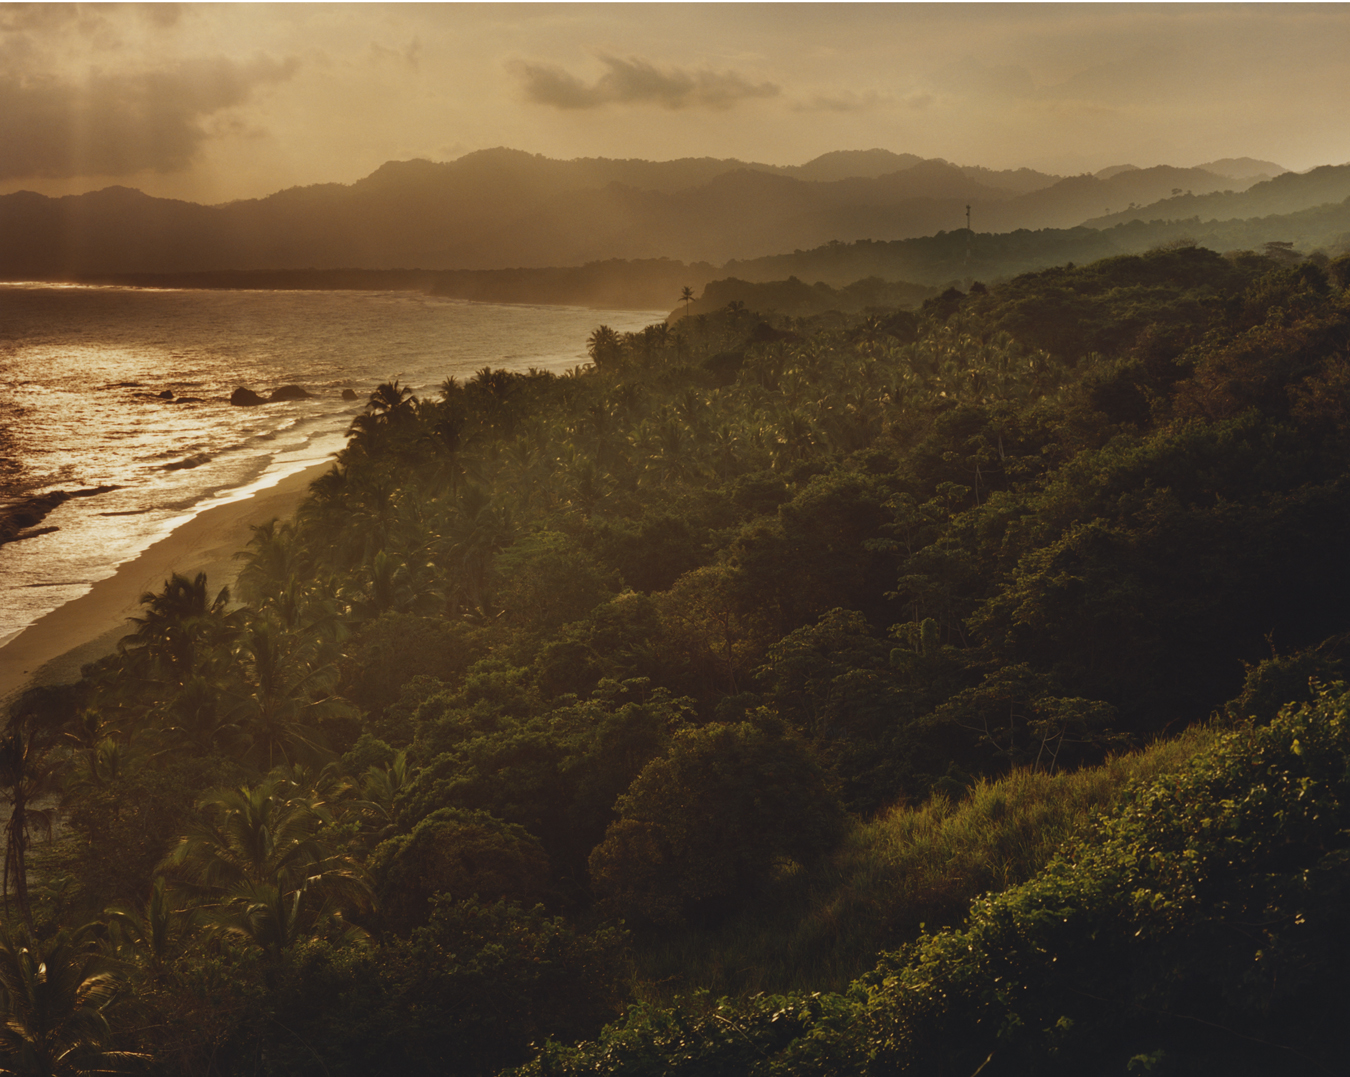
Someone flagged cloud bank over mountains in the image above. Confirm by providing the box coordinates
[0,4,1345,203]
[0,56,298,181]
[515,55,780,111]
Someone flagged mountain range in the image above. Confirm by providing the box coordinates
[0,147,1323,282]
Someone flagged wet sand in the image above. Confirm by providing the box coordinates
[0,462,332,703]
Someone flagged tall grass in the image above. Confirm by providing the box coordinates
[633,726,1216,1000]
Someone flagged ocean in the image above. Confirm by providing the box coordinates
[0,284,664,645]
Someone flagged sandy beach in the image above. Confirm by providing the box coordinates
[0,461,332,703]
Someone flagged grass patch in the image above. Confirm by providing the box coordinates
[632,726,1216,999]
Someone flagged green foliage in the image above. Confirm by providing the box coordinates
[518,992,852,1077]
[36,243,1350,1069]
[589,721,844,927]
[368,808,550,934]
[757,608,960,812]
[0,923,146,1076]
[233,898,627,1077]
[588,513,707,594]
[1224,642,1345,724]
[64,755,233,909]
[160,770,371,956]
[851,683,1350,1074]
[340,612,484,725]
[398,683,692,890]
[494,531,621,633]
[633,730,1211,999]
[516,688,1350,1074]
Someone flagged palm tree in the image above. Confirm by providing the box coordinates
[160,774,370,957]
[120,573,242,694]
[345,380,418,453]
[105,877,199,978]
[350,751,409,854]
[0,923,146,1076]
[233,518,307,606]
[680,286,695,320]
[586,326,622,370]
[365,379,416,422]
[224,620,354,772]
[0,725,64,934]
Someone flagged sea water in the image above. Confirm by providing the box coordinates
[0,284,664,644]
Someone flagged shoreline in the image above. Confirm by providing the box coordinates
[2,273,682,313]
[0,461,332,703]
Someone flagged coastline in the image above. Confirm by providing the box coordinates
[0,461,332,704]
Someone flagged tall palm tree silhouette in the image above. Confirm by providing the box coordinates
[0,923,147,1074]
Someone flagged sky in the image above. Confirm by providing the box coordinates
[2,2,1348,205]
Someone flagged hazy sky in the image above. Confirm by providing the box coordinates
[3,2,1347,204]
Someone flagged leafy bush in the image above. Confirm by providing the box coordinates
[590,720,844,927]
[224,898,627,1077]
[368,808,550,934]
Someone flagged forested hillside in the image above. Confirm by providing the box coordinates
[7,243,1350,1074]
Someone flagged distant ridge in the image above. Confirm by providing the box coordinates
[770,148,927,183]
[1095,164,1141,180]
[1086,162,1350,228]
[0,147,1328,284]
[1195,156,1289,180]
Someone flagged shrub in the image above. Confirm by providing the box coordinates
[590,720,844,927]
[368,808,550,934]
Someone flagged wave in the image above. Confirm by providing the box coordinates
[163,453,212,471]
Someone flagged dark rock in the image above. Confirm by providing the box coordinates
[342,388,359,401]
[8,526,59,544]
[157,389,174,399]
[268,384,314,402]
[231,387,267,406]
[0,485,118,546]
[2,491,69,535]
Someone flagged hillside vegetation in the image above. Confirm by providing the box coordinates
[6,242,1350,1074]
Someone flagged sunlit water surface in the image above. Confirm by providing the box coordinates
[0,284,663,644]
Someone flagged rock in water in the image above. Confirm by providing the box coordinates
[268,384,314,402]
[342,388,359,401]
[230,387,267,406]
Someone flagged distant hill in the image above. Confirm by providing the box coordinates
[1094,164,1141,180]
[0,148,1256,279]
[2,148,1341,310]
[1085,163,1350,228]
[1195,156,1289,180]
[769,148,927,183]
[673,275,937,320]
[75,190,1350,322]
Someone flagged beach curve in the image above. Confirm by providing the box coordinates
[0,461,332,703]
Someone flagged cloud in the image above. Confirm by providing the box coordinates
[930,59,1039,101]
[369,36,421,70]
[138,3,184,30]
[515,54,779,110]
[791,90,933,113]
[0,55,298,181]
